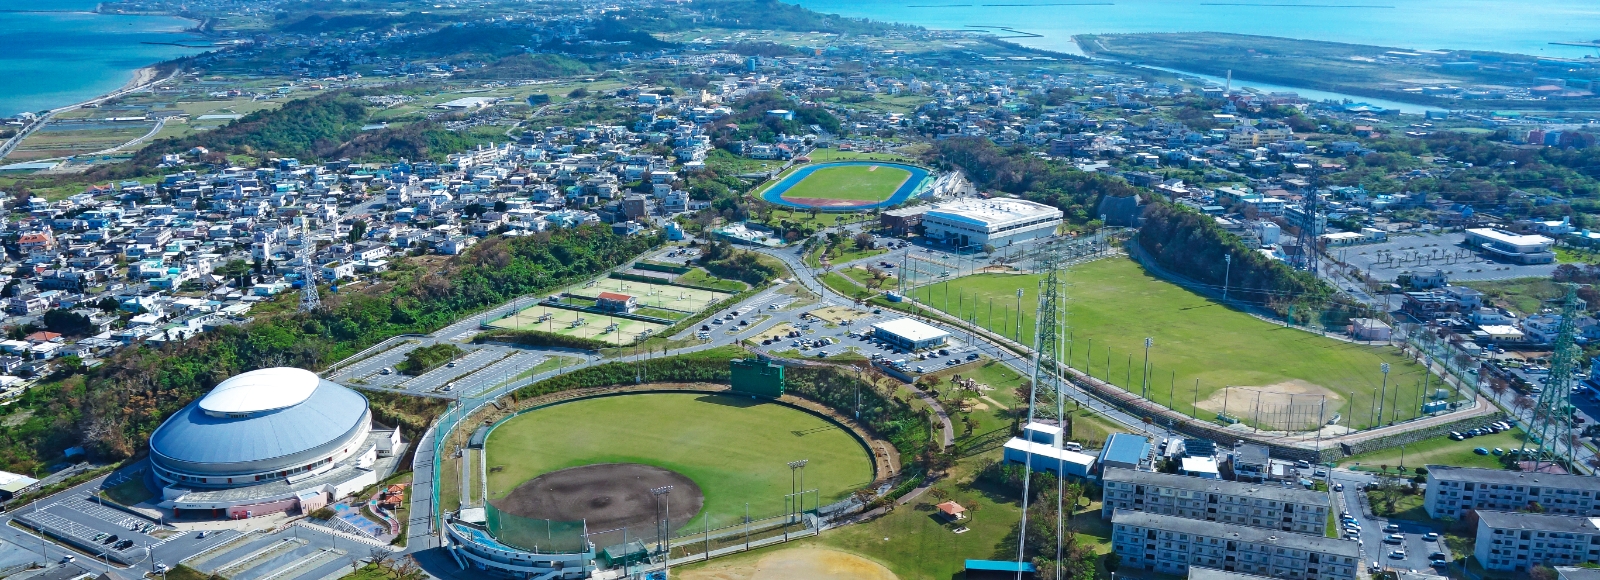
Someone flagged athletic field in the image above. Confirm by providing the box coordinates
[485,393,874,529]
[781,164,909,204]
[913,257,1443,431]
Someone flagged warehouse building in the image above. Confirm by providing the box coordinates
[1001,422,1097,478]
[1111,510,1360,580]
[149,367,404,519]
[1424,465,1600,519]
[871,317,949,351]
[1474,510,1600,572]
[1101,468,1329,536]
[922,197,1063,248]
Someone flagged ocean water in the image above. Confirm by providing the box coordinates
[792,0,1600,59]
[0,0,204,116]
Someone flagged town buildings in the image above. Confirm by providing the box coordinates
[1101,468,1330,536]
[1474,510,1600,572]
[1424,465,1600,519]
[1110,510,1360,580]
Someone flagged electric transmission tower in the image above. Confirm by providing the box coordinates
[298,216,322,313]
[1294,171,1324,277]
[1518,283,1581,472]
[1015,248,1067,579]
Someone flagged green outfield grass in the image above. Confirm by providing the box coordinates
[485,393,874,528]
[915,257,1442,430]
[781,164,910,202]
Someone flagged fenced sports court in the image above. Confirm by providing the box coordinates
[570,278,733,313]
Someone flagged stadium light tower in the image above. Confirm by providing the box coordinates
[787,459,808,517]
[1377,362,1390,427]
[651,485,674,564]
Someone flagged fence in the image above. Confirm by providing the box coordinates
[483,503,588,554]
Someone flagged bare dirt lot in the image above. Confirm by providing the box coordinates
[491,463,704,534]
[676,547,898,580]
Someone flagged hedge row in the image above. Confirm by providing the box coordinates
[635,261,692,275]
[474,329,611,351]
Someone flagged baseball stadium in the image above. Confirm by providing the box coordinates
[758,161,933,211]
[437,359,890,578]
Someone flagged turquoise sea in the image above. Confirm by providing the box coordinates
[0,0,203,116]
[792,0,1600,59]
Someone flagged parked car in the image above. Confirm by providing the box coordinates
[1385,534,1404,544]
[1424,532,1440,542]
[1389,550,1406,559]
[1384,524,1400,533]
[1474,447,1490,455]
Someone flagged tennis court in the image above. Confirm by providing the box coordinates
[568,278,734,313]
[488,304,668,341]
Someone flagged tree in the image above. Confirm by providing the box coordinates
[567,87,590,98]
[347,220,368,244]
[94,297,120,313]
[853,231,875,250]
[41,309,93,336]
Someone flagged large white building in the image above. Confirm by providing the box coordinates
[1110,510,1360,580]
[1474,510,1600,573]
[1101,468,1330,536]
[921,197,1063,248]
[1424,465,1600,520]
[148,367,404,519]
[1464,228,1555,264]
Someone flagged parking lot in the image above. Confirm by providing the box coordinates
[1335,231,1557,282]
[183,524,377,580]
[748,305,983,372]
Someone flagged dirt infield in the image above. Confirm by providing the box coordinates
[492,463,704,534]
[677,547,898,580]
[1195,380,1343,431]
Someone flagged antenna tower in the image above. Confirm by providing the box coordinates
[1015,248,1067,578]
[1518,284,1581,472]
[1294,170,1323,277]
[298,217,321,313]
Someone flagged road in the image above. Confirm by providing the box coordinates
[1328,468,1451,574]
[0,69,177,163]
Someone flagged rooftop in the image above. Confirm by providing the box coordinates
[1101,433,1151,465]
[1427,465,1600,491]
[1476,510,1600,534]
[871,317,949,343]
[1104,467,1324,504]
[1112,510,1360,557]
[1466,227,1553,247]
[199,367,320,416]
[925,197,1063,229]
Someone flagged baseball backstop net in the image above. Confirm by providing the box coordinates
[484,502,589,553]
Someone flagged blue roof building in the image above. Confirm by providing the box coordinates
[1099,433,1151,473]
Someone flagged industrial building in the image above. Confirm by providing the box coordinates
[1424,465,1600,519]
[148,367,404,519]
[1464,228,1556,264]
[921,197,1063,248]
[1474,510,1600,572]
[1099,433,1152,472]
[1100,468,1330,536]
[1001,422,1096,478]
[1110,510,1360,580]
[871,317,949,351]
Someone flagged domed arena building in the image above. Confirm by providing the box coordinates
[149,367,404,519]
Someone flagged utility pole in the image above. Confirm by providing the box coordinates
[1377,363,1391,426]
[1141,337,1153,399]
[1222,253,1232,303]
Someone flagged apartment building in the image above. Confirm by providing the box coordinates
[1110,510,1359,580]
[1474,510,1600,573]
[1101,468,1330,536]
[1424,465,1600,519]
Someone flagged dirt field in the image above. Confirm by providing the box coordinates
[807,306,867,324]
[1195,380,1343,431]
[677,547,898,580]
[492,463,704,534]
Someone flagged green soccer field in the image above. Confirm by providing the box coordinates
[485,393,874,528]
[910,257,1446,431]
[781,165,911,202]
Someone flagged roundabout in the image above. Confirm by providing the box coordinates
[758,160,931,211]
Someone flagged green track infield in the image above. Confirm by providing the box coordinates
[485,393,874,527]
[780,164,910,203]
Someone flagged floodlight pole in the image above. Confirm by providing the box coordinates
[1223,253,1232,303]
[651,486,673,565]
[1141,337,1153,399]
[787,460,808,522]
[1377,363,1390,426]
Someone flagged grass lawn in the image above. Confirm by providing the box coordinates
[781,165,910,203]
[1339,430,1527,471]
[915,258,1438,430]
[808,149,917,164]
[676,268,750,292]
[822,246,886,266]
[840,266,894,289]
[1460,277,1562,316]
[101,477,155,506]
[485,393,874,528]
[821,272,875,301]
[636,306,689,320]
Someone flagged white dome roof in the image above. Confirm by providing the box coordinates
[198,367,320,416]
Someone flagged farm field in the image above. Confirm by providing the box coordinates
[780,164,910,203]
[484,393,874,529]
[916,257,1442,430]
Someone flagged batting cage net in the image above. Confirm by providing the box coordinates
[484,502,589,554]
